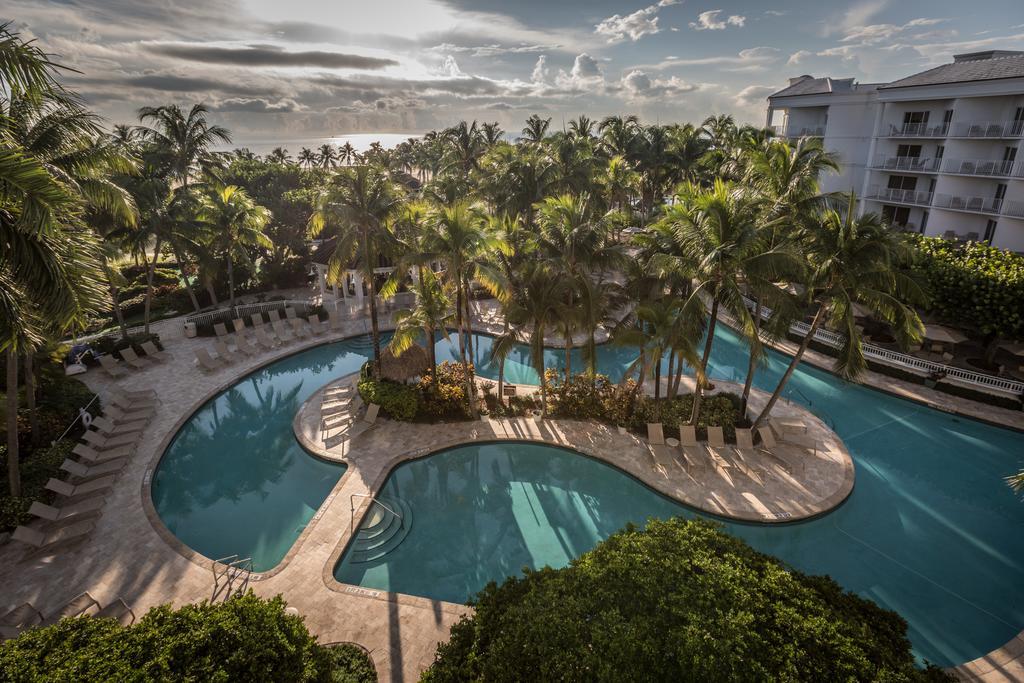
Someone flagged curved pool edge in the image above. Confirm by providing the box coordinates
[140,333,361,582]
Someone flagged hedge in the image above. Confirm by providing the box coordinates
[422,518,953,682]
[0,592,376,682]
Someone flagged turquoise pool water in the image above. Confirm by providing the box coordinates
[154,328,1024,666]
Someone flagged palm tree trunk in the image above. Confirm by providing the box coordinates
[464,281,474,361]
[689,299,719,425]
[227,252,236,312]
[564,332,572,381]
[752,305,826,432]
[497,319,509,408]
[6,350,21,498]
[24,352,38,446]
[110,284,129,341]
[654,355,662,400]
[740,298,763,417]
[367,270,382,378]
[426,324,437,380]
[142,236,163,335]
[173,246,201,312]
[666,352,675,399]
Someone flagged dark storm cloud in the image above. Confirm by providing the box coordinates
[209,97,300,113]
[149,44,398,70]
[72,73,277,97]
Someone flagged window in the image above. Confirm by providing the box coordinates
[881,206,911,226]
[1004,147,1018,162]
[887,175,917,190]
[920,211,929,233]
[984,220,998,242]
[1013,107,1024,136]
[935,145,945,159]
[897,144,922,158]
[902,111,930,134]
[928,178,937,194]
[995,183,1007,203]
[943,110,954,129]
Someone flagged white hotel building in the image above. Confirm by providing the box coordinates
[766,50,1024,252]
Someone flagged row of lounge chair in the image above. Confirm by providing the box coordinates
[97,341,169,378]
[646,419,812,485]
[1,592,135,641]
[9,387,159,556]
[197,308,343,372]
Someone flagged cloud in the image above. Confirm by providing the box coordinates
[620,70,699,99]
[645,47,780,71]
[734,85,776,106]
[787,50,814,65]
[570,53,601,79]
[832,0,888,35]
[148,43,398,69]
[840,17,947,45]
[594,0,679,43]
[429,42,551,57]
[531,55,550,83]
[210,97,301,113]
[689,10,746,31]
[764,10,787,17]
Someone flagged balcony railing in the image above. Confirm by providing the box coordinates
[1003,200,1024,219]
[884,122,949,137]
[932,193,1002,214]
[942,158,1023,177]
[789,126,825,137]
[870,155,941,172]
[866,186,933,206]
[950,120,1024,138]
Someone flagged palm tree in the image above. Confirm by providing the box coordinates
[752,196,926,430]
[443,120,485,175]
[520,114,551,143]
[654,180,795,425]
[426,202,510,415]
[135,103,229,321]
[308,166,401,377]
[318,144,338,169]
[598,115,640,157]
[198,183,272,310]
[388,268,455,379]
[268,147,291,164]
[568,115,595,139]
[493,262,568,414]
[339,142,356,166]
[298,147,317,169]
[481,121,504,146]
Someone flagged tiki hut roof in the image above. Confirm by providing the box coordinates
[379,343,430,382]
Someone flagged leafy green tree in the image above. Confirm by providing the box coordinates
[388,268,455,379]
[520,114,551,143]
[422,518,952,683]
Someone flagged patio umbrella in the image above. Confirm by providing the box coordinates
[379,343,430,382]
[922,324,968,345]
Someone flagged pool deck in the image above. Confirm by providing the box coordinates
[0,308,1020,682]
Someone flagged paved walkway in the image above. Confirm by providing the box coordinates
[0,305,1019,682]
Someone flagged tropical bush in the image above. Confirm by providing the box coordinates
[417,361,473,420]
[908,235,1024,361]
[631,392,744,440]
[357,378,420,422]
[422,518,953,683]
[324,643,377,683]
[0,593,357,682]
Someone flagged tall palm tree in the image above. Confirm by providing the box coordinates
[318,144,338,169]
[568,115,595,140]
[520,114,551,143]
[654,180,795,425]
[388,268,455,379]
[298,147,317,169]
[426,201,509,415]
[308,166,401,377]
[268,147,291,164]
[753,196,926,430]
[339,142,356,166]
[443,120,485,175]
[481,121,504,146]
[198,183,271,310]
[135,103,229,321]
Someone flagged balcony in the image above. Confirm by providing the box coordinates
[870,155,940,172]
[932,193,1002,215]
[941,158,1024,178]
[1003,200,1024,219]
[789,126,825,138]
[949,120,1024,138]
[866,186,933,206]
[883,122,948,138]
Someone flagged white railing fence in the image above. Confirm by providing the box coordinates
[742,296,1024,396]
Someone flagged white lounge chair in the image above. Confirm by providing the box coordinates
[254,327,279,350]
[1,603,43,631]
[107,388,158,410]
[707,426,726,449]
[195,347,224,372]
[289,317,310,339]
[272,320,294,343]
[40,593,99,625]
[45,476,116,499]
[91,415,146,436]
[103,404,154,424]
[11,521,95,553]
[214,322,231,337]
[140,341,169,362]
[309,317,327,336]
[97,355,127,378]
[29,497,106,523]
[268,309,284,324]
[61,458,127,481]
[233,334,260,356]
[646,423,665,446]
[328,310,344,331]
[82,428,138,450]
[95,598,136,625]
[73,443,132,464]
[213,340,241,364]
[363,403,380,425]
[119,347,150,370]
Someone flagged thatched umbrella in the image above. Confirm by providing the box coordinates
[379,343,430,382]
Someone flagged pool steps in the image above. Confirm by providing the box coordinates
[349,497,413,563]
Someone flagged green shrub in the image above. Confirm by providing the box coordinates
[418,362,472,420]
[357,379,419,421]
[422,518,953,683]
[325,643,377,683]
[0,592,336,682]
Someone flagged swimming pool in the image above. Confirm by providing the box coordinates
[153,327,1024,666]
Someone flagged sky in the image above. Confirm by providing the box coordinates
[6,0,1024,145]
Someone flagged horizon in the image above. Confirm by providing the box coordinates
[6,0,1024,141]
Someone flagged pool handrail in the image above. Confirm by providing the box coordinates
[349,493,403,532]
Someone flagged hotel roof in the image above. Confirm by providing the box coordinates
[880,50,1024,89]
